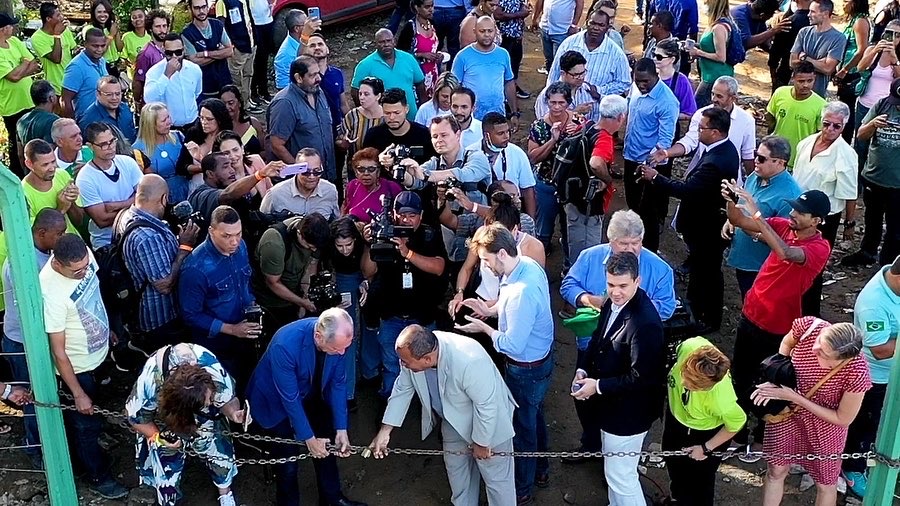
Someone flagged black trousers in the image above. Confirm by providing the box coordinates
[251,22,275,98]
[731,315,783,445]
[623,159,672,253]
[3,108,29,178]
[500,36,524,81]
[843,382,888,473]
[735,269,758,302]
[860,178,900,265]
[836,76,860,144]
[683,230,725,329]
[801,212,840,318]
[572,348,602,451]
[662,414,729,506]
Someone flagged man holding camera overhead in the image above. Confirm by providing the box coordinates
[361,191,448,400]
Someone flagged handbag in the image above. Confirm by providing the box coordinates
[764,358,848,424]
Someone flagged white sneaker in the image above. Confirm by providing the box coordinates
[219,492,236,506]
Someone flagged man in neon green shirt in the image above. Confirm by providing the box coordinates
[30,3,77,95]
[22,138,84,234]
[0,13,39,178]
[766,61,827,168]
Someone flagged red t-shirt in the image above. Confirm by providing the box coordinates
[590,130,615,212]
[742,217,831,335]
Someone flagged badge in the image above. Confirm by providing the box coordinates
[402,272,413,289]
[866,321,886,332]
[161,150,168,158]
[228,7,242,23]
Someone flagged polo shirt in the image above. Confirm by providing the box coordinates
[78,101,137,143]
[30,28,77,94]
[451,44,514,120]
[320,65,345,132]
[134,42,165,85]
[17,107,58,146]
[546,32,631,96]
[742,217,831,334]
[731,3,768,48]
[252,216,315,309]
[274,35,301,89]
[62,51,108,122]
[466,141,536,189]
[0,37,35,117]
[259,178,340,219]
[624,79,679,163]
[351,50,425,120]
[267,83,336,181]
[854,266,900,384]
[667,336,747,432]
[143,58,203,127]
[726,171,802,272]
[792,134,857,215]
[767,86,827,167]
[535,81,599,123]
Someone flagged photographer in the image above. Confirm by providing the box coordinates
[116,175,200,351]
[252,213,332,339]
[361,191,447,399]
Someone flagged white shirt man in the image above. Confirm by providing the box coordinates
[144,36,203,127]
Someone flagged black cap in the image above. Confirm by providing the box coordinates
[0,13,18,28]
[786,190,831,219]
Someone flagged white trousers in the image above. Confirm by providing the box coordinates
[601,430,648,506]
[442,421,516,506]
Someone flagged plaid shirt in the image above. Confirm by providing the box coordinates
[119,207,180,331]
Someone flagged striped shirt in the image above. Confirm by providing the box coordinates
[546,32,631,96]
[342,107,384,156]
[534,81,600,123]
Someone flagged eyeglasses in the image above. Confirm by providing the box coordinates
[653,53,673,61]
[90,138,117,149]
[99,90,122,98]
[164,49,184,57]
[355,165,379,174]
[822,120,844,130]
[301,169,326,177]
[754,151,784,164]
[698,125,714,131]
[564,69,587,78]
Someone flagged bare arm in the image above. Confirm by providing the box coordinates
[49,331,87,400]
[219,174,264,203]
[791,389,866,427]
[150,248,192,295]
[521,186,536,218]
[270,135,295,164]
[61,89,76,118]
[527,137,557,164]
[839,18,871,73]
[504,80,517,116]
[47,35,63,64]
[870,340,897,360]
[766,112,777,133]
[264,272,314,309]
[588,155,613,184]
[351,87,360,107]
[726,200,807,263]
[694,25,727,63]
[83,196,134,228]
[572,0,584,26]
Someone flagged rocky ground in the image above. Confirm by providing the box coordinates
[0,4,895,506]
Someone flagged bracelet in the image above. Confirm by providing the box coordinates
[255,170,265,182]
[456,288,464,294]
[203,50,209,58]
[701,442,711,455]
[1,384,10,400]
[470,202,479,213]
[406,250,415,261]
[752,210,762,220]
[179,244,193,252]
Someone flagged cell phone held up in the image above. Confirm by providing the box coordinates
[308,6,320,19]
[280,162,308,178]
[725,186,740,204]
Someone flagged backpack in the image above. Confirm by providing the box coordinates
[96,211,172,328]
[717,17,747,66]
[551,121,606,215]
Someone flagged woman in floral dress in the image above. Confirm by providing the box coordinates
[397,0,441,99]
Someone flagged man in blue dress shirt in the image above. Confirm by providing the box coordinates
[456,223,554,504]
[77,76,137,143]
[246,309,366,506]
[61,28,108,121]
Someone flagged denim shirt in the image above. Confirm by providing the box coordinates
[178,238,254,339]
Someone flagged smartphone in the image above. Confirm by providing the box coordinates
[884,30,896,42]
[341,292,352,307]
[308,6,320,19]
[281,162,308,178]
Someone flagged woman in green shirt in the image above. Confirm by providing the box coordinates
[834,0,871,142]
[662,337,746,506]
[688,0,735,108]
[122,8,151,64]
[82,0,123,76]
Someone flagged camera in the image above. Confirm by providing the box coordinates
[307,271,342,311]
[243,304,263,325]
[584,177,602,202]
[387,145,425,181]
[164,201,205,232]
[367,194,415,263]
[437,177,463,201]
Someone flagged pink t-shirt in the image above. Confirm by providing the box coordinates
[860,62,894,109]
[343,178,404,222]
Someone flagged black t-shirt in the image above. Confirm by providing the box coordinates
[370,224,448,324]
[329,239,365,275]
[188,184,260,242]
[362,122,437,164]
[769,9,810,68]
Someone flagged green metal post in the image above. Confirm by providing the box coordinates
[864,344,900,506]
[0,167,78,504]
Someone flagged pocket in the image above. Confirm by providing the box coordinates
[214,278,237,304]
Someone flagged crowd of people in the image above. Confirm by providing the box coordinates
[0,0,897,504]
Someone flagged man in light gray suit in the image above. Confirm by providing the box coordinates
[369,325,517,505]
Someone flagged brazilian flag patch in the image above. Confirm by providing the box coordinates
[866,321,886,332]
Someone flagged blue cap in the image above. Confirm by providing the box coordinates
[393,191,422,214]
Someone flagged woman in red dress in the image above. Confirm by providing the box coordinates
[752,317,872,505]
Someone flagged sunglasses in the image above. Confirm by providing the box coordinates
[822,120,844,130]
[301,169,326,177]
[653,53,673,61]
[165,49,184,57]
[754,151,784,164]
[355,165,379,174]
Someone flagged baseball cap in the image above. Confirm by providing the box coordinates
[786,190,831,219]
[393,191,422,214]
[0,14,18,28]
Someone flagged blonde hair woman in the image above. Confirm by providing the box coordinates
[133,103,189,202]
[689,0,735,107]
[663,337,746,505]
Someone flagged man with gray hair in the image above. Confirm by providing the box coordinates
[371,325,517,505]
[51,118,89,175]
[246,307,367,506]
[651,75,756,184]
[791,100,858,317]
[723,135,802,298]
[559,208,675,458]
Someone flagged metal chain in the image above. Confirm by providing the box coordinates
[29,396,900,468]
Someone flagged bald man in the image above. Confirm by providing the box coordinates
[451,16,519,131]
[114,174,200,349]
[350,28,427,120]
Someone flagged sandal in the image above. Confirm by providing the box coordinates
[0,423,11,434]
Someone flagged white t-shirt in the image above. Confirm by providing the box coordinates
[461,118,483,148]
[248,0,273,25]
[415,101,450,126]
[75,155,143,248]
[539,0,577,35]
[40,251,109,374]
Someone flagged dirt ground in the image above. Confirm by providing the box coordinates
[0,3,895,505]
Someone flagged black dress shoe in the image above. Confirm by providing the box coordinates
[330,497,367,506]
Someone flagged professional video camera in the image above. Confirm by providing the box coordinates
[163,201,205,234]
[307,271,342,311]
[367,194,414,263]
[386,144,425,181]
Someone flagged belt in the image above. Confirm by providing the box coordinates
[506,353,550,369]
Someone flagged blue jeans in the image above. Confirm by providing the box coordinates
[433,6,467,56]
[2,336,39,454]
[534,180,558,249]
[540,30,568,69]
[506,357,553,497]
[335,272,363,400]
[62,371,109,482]
[387,2,412,34]
[377,317,434,398]
[360,324,381,381]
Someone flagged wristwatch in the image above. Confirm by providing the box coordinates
[843,220,857,228]
[507,110,521,119]
[701,442,711,455]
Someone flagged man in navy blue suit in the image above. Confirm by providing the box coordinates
[246,308,367,506]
